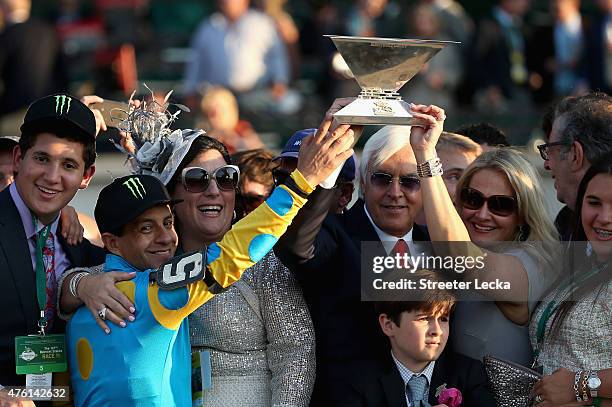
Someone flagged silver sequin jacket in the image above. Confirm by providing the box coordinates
[189,251,316,407]
[530,278,612,375]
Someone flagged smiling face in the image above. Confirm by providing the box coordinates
[581,174,612,262]
[362,146,422,237]
[460,168,520,246]
[105,205,178,270]
[380,308,449,372]
[13,133,95,224]
[172,149,235,248]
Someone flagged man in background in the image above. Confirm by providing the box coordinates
[0,0,68,135]
[436,132,482,204]
[183,0,297,114]
[0,135,17,190]
[273,128,356,214]
[539,92,612,240]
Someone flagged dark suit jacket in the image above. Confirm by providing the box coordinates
[526,18,587,104]
[554,205,575,242]
[469,13,532,100]
[277,197,430,406]
[341,348,496,407]
[526,23,555,104]
[584,13,611,94]
[0,18,68,115]
[0,187,104,386]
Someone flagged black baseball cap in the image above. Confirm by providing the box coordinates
[20,94,97,141]
[95,174,182,234]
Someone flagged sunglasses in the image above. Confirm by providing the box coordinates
[369,172,421,192]
[241,193,268,213]
[181,165,240,193]
[272,169,292,187]
[537,141,571,160]
[460,187,517,217]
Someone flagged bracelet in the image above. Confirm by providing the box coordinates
[69,272,89,299]
[575,370,584,402]
[582,370,590,402]
[417,157,443,178]
[69,272,88,299]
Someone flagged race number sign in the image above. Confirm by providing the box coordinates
[155,250,207,290]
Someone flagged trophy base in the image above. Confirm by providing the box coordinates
[333,99,424,126]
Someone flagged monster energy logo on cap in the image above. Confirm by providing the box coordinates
[123,177,146,199]
[55,95,72,115]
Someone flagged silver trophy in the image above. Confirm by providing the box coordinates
[326,35,458,126]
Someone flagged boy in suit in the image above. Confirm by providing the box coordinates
[343,269,495,407]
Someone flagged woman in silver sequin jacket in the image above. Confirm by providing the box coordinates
[163,134,316,407]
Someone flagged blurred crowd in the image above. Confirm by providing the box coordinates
[0,1,611,406]
[1,0,612,147]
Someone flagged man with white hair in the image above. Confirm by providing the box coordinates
[278,125,430,405]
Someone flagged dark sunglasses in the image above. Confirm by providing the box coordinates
[460,187,517,217]
[272,169,292,187]
[369,172,421,192]
[181,165,240,193]
[241,193,268,212]
[536,141,571,160]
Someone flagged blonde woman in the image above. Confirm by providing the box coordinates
[408,104,560,367]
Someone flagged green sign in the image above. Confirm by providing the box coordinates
[15,334,67,375]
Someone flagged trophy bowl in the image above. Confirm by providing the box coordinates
[326,35,458,126]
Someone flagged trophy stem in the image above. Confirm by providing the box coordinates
[359,88,402,100]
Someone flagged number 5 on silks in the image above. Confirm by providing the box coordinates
[155,250,207,290]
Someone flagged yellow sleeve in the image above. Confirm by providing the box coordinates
[206,169,313,288]
[149,170,313,329]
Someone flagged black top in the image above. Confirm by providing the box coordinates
[340,347,496,407]
[0,19,68,115]
[276,191,430,405]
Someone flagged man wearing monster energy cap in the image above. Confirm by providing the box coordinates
[65,119,351,405]
[0,94,105,388]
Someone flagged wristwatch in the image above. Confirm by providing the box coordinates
[587,371,602,398]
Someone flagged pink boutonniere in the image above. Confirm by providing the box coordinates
[435,383,463,407]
